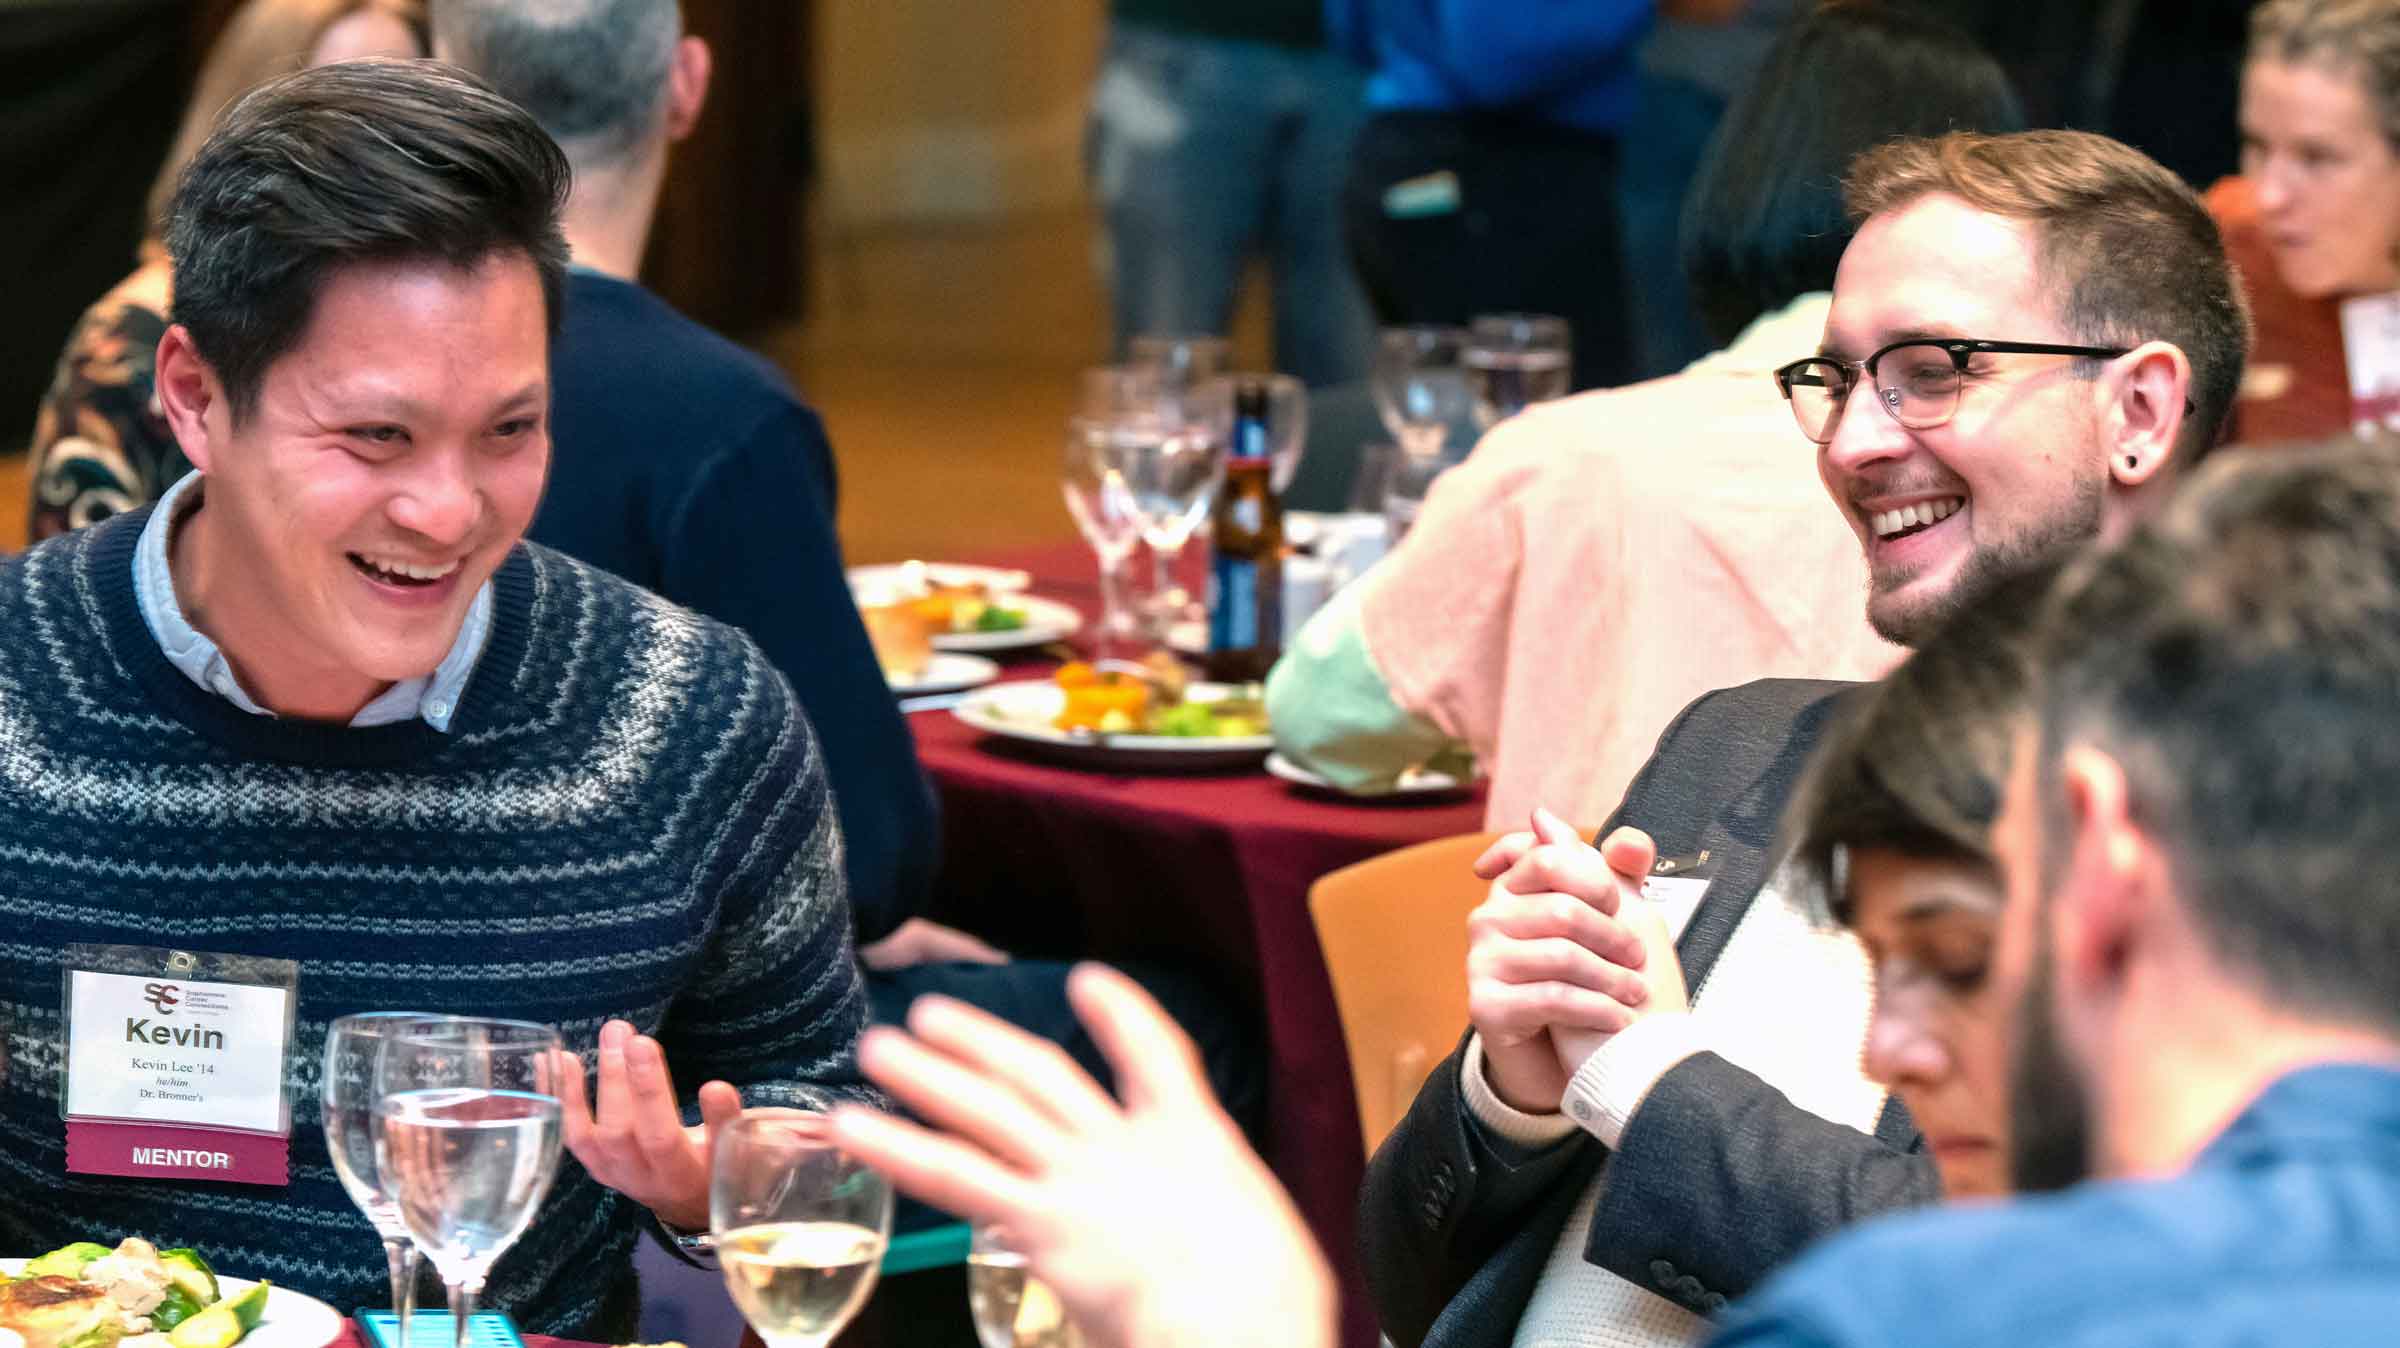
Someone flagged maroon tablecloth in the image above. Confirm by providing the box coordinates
[909,540,1485,1348]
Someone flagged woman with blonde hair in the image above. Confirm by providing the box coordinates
[2207,0,2400,443]
[23,0,423,542]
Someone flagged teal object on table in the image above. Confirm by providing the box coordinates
[356,1311,524,1348]
[880,1221,971,1275]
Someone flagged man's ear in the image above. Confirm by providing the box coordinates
[664,36,712,143]
[2102,340,2193,488]
[154,325,225,475]
[2050,745,2155,1000]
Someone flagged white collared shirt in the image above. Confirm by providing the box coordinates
[132,471,491,731]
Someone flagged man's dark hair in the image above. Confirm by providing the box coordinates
[164,57,571,424]
[2035,436,2400,1038]
[1786,560,2060,927]
[1846,129,2253,464]
[432,0,680,168]
[1681,1,2024,348]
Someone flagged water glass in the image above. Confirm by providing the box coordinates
[712,1111,894,1348]
[374,1018,565,1348]
[325,1013,436,1347]
[1383,449,1449,549]
[1371,326,1475,461]
[1465,313,1572,428]
[966,1224,1083,1348]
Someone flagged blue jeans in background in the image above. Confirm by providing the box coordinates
[1617,71,1727,380]
[1089,22,1374,388]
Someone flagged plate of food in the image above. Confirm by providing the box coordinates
[849,562,1081,653]
[0,1238,341,1348]
[1264,751,1481,801]
[952,656,1272,771]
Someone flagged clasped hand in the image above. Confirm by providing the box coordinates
[1467,808,1689,1114]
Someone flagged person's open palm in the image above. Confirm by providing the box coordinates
[830,965,1335,1348]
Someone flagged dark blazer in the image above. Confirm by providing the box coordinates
[1359,679,1941,1348]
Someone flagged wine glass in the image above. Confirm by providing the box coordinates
[374,1017,566,1348]
[1064,418,1149,660]
[1125,408,1224,642]
[1194,374,1310,494]
[1383,443,1450,549]
[966,1224,1083,1348]
[711,1111,894,1348]
[325,1012,438,1348]
[1371,326,1475,462]
[1465,313,1572,429]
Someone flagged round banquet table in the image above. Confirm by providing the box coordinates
[906,540,1487,1348]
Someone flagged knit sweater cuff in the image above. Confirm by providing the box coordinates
[1459,1033,1581,1150]
[1561,1013,1709,1148]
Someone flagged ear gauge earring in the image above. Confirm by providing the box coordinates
[2124,454,2140,470]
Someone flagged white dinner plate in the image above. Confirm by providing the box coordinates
[887,652,1000,696]
[926,594,1083,653]
[952,680,1272,772]
[1265,751,1480,801]
[847,562,1031,597]
[0,1260,344,1348]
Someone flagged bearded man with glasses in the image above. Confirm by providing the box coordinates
[1362,129,2250,1348]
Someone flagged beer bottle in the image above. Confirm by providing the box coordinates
[1206,380,1284,683]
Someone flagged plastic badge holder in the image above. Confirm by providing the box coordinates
[355,1311,526,1348]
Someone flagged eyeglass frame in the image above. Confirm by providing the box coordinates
[1772,338,2137,444]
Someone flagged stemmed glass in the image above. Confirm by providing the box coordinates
[374,1018,565,1348]
[1126,405,1224,641]
[1194,374,1310,494]
[1372,326,1475,462]
[711,1111,894,1348]
[966,1223,1084,1348]
[1464,313,1572,429]
[325,1013,438,1348]
[1064,415,1149,660]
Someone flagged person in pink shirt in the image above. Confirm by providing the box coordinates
[1266,6,2022,829]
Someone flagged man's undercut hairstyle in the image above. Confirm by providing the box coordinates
[1844,130,2251,462]
[1786,560,2056,927]
[2250,0,2400,155]
[2034,436,2400,1039]
[432,0,681,169]
[1681,0,2023,347]
[165,57,571,425]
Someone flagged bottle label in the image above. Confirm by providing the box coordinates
[1211,556,1260,651]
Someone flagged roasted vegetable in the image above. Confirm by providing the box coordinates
[163,1282,265,1348]
[17,1250,105,1283]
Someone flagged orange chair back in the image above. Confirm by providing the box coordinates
[1309,830,1503,1156]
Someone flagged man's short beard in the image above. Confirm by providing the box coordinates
[2007,934,2094,1192]
[1870,470,2105,647]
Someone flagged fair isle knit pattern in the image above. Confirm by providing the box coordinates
[0,509,875,1336]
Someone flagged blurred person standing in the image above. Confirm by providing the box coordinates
[2207,0,2400,443]
[1328,0,1658,390]
[1269,4,2021,829]
[23,0,425,542]
[1091,0,1374,386]
[1618,0,1803,379]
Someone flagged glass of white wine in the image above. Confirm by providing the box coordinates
[967,1224,1084,1348]
[711,1110,894,1348]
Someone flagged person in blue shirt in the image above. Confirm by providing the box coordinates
[1326,0,1657,389]
[1713,437,2400,1347]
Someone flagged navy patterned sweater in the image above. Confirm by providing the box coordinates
[0,508,875,1335]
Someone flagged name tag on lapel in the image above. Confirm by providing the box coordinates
[1640,850,1715,940]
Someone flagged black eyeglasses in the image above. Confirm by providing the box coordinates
[1773,338,2132,444]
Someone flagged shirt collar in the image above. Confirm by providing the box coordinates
[132,471,491,732]
[1687,291,1835,378]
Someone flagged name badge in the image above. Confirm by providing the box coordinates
[2339,291,2400,433]
[1640,850,1716,940]
[61,944,298,1187]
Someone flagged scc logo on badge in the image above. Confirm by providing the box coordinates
[142,983,182,1016]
